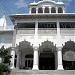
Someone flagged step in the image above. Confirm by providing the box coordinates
[9,69,75,75]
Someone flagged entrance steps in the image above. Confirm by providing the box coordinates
[9,69,75,75]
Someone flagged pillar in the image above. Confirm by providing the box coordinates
[43,7,45,14]
[32,47,39,70]
[49,7,51,13]
[63,7,65,13]
[35,21,38,36]
[29,8,32,14]
[57,47,64,70]
[10,47,15,69]
[57,20,60,35]
[56,7,58,13]
[36,8,38,14]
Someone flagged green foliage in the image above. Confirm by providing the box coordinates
[0,46,12,64]
[0,63,10,75]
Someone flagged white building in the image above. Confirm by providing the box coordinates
[0,0,75,70]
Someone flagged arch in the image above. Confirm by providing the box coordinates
[19,40,33,51]
[38,7,43,13]
[62,41,75,70]
[39,40,56,51]
[39,40,56,70]
[18,40,33,69]
[51,7,56,13]
[44,7,49,13]
[31,8,36,13]
[58,7,63,13]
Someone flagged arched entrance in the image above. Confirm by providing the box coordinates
[39,41,56,70]
[62,41,75,70]
[18,40,33,69]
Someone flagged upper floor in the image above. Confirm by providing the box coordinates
[29,0,65,14]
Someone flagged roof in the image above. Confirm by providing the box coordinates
[10,13,75,24]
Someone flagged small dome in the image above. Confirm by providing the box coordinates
[30,1,37,5]
[57,2,64,4]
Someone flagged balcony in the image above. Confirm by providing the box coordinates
[17,28,35,35]
[60,28,75,36]
[38,28,57,36]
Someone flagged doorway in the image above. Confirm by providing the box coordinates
[39,52,55,70]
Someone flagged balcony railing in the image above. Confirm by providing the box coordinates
[17,28,35,35]
[38,28,57,35]
[60,28,75,35]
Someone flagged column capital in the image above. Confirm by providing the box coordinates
[33,46,39,51]
[57,47,62,51]
[11,47,15,51]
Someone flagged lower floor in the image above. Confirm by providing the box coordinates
[10,40,75,70]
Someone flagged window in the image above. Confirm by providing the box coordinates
[51,7,56,13]
[45,7,49,13]
[17,23,35,28]
[31,8,36,13]
[58,7,63,13]
[60,22,75,28]
[38,7,43,13]
[38,22,57,28]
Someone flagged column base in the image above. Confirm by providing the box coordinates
[32,65,39,70]
[57,65,64,70]
[10,66,15,69]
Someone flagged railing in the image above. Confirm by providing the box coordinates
[60,28,75,35]
[17,28,35,35]
[38,28,57,35]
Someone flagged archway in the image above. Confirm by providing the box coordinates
[39,41,56,70]
[19,40,33,69]
[62,41,75,70]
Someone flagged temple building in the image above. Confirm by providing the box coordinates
[0,0,75,70]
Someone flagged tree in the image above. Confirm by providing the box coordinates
[0,46,12,64]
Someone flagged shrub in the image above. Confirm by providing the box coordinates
[0,63,10,75]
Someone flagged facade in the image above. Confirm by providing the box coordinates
[0,0,75,70]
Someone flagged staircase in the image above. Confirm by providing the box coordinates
[9,69,75,75]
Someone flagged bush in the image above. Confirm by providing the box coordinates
[0,63,10,75]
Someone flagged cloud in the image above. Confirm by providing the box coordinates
[15,0,27,8]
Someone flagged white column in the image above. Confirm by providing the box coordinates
[43,7,45,14]
[32,47,39,70]
[49,7,51,13]
[57,20,60,35]
[36,8,38,14]
[10,47,15,69]
[63,7,65,13]
[35,21,38,36]
[29,8,32,14]
[56,7,58,13]
[57,47,64,70]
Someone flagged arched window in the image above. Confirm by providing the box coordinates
[38,7,43,13]
[45,7,49,13]
[51,7,56,13]
[31,8,36,13]
[58,7,63,13]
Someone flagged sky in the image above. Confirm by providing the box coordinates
[0,0,75,26]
